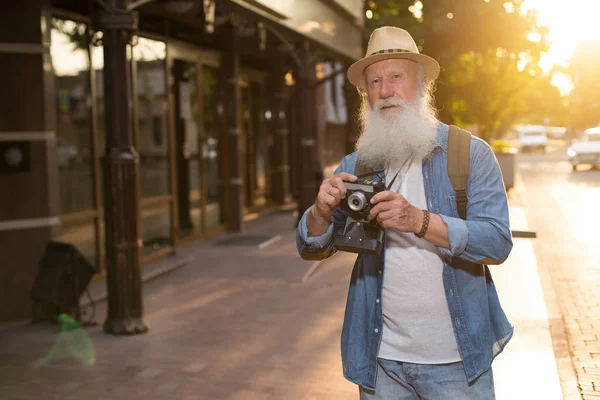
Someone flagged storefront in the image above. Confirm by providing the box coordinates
[0,0,363,320]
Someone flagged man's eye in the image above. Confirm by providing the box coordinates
[392,74,401,79]
[371,79,381,85]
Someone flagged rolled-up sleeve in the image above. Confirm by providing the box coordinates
[438,214,469,260]
[298,208,334,248]
[296,157,354,261]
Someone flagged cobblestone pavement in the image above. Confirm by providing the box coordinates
[518,152,600,400]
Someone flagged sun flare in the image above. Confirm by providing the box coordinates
[522,0,600,94]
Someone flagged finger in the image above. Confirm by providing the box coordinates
[370,191,397,205]
[369,200,394,218]
[329,177,348,198]
[328,186,342,200]
[335,172,357,182]
[376,210,394,224]
[369,202,390,220]
[370,191,399,205]
[319,192,340,210]
[324,186,343,205]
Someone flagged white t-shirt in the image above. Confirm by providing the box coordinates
[377,160,461,364]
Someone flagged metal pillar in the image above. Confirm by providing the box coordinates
[266,64,291,205]
[221,21,243,232]
[94,0,148,334]
[295,40,320,221]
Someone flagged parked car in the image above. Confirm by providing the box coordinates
[567,127,600,171]
[518,125,547,152]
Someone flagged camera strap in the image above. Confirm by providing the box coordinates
[385,156,413,192]
[354,170,385,180]
[385,169,401,191]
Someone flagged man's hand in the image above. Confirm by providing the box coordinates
[368,191,423,233]
[307,172,357,236]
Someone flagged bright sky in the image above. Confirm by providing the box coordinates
[521,0,600,95]
[51,20,165,77]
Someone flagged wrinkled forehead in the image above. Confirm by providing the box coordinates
[363,59,420,80]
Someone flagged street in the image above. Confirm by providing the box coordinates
[516,139,600,399]
[0,139,599,399]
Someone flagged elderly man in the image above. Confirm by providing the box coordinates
[296,27,513,399]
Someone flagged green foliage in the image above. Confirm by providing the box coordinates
[364,0,565,143]
[447,49,566,143]
[490,139,517,154]
[567,42,600,130]
[52,18,88,51]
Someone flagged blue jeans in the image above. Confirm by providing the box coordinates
[359,358,495,400]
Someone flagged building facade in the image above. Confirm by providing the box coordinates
[0,0,364,320]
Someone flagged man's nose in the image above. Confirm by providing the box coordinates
[379,80,394,99]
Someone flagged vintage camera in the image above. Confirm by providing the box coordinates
[333,178,386,256]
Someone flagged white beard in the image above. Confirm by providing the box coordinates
[355,96,439,171]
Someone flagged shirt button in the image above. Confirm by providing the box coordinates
[374,328,379,334]
[455,318,461,326]
[376,299,380,304]
[428,201,433,209]
[449,290,454,296]
[425,173,429,179]
[378,270,382,275]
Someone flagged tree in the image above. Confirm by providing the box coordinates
[448,50,530,143]
[567,41,600,131]
[365,0,552,141]
[448,50,567,143]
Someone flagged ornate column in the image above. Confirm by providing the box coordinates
[94,0,147,334]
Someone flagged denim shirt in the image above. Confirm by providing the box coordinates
[296,122,514,390]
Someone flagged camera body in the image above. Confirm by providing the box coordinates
[340,179,385,216]
[333,178,386,256]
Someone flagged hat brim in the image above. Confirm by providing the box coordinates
[347,52,440,88]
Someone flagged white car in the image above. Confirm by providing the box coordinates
[518,125,547,152]
[568,127,600,171]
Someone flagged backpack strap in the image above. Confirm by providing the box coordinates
[447,125,471,220]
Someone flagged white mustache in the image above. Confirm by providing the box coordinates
[375,98,409,111]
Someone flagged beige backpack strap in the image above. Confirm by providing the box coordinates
[447,125,471,220]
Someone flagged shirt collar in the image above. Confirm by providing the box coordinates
[435,121,450,152]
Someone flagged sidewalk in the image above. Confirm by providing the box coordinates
[0,200,563,399]
[492,189,563,399]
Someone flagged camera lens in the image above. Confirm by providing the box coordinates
[347,191,367,212]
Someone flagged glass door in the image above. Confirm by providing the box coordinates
[201,66,224,233]
[132,37,173,259]
[167,43,223,242]
[173,58,202,238]
[240,74,268,212]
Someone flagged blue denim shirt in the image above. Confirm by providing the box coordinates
[296,122,514,390]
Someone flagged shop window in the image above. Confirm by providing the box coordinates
[50,17,97,268]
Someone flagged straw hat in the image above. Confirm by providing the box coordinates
[347,26,440,88]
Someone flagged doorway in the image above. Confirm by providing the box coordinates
[240,73,268,212]
[168,43,224,242]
